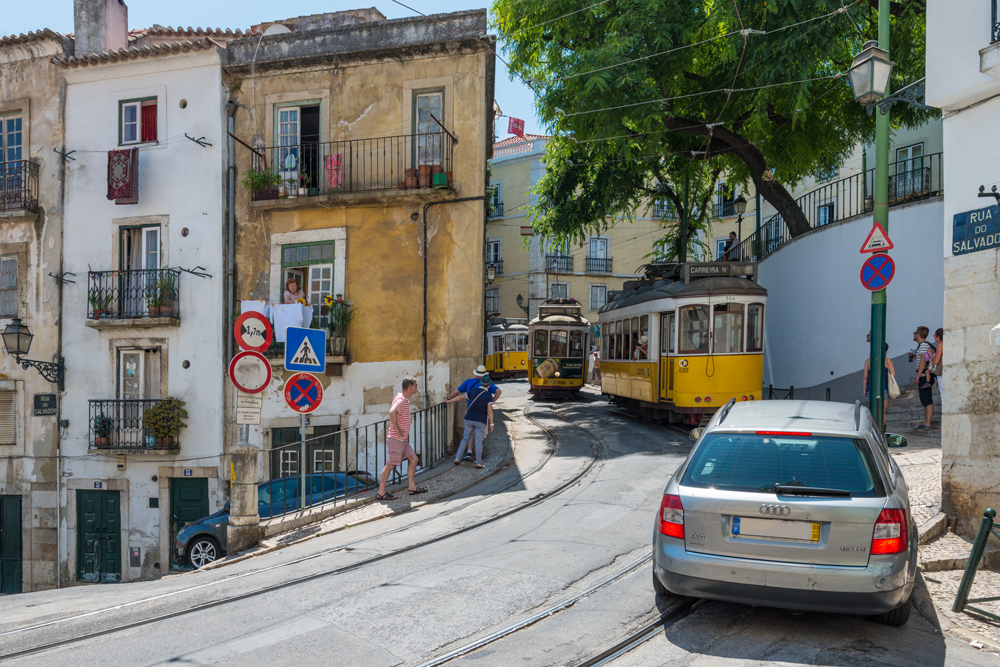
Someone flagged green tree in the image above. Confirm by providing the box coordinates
[494,0,930,240]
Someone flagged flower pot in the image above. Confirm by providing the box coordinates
[418,164,432,187]
[298,187,308,196]
[406,175,418,189]
[445,171,452,184]
[432,173,448,188]
[156,436,174,448]
[405,168,418,178]
[147,306,159,317]
[92,309,104,319]
[95,436,108,447]
[398,181,407,190]
[256,188,279,201]
[329,337,346,355]
[430,164,443,175]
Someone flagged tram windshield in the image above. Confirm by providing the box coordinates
[505,334,516,350]
[713,303,744,354]
[550,330,568,357]
[569,330,584,357]
[533,330,548,357]
[679,305,709,354]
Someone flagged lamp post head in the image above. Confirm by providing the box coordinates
[734,194,748,216]
[849,40,894,105]
[486,263,497,283]
[2,318,32,358]
[516,294,524,307]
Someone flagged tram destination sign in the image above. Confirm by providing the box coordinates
[953,204,1000,256]
[682,262,756,283]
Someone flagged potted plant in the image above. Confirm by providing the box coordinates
[88,291,111,319]
[298,170,311,197]
[93,414,113,447]
[145,283,162,317]
[143,397,188,448]
[325,294,355,355]
[158,273,178,317]
[240,167,283,200]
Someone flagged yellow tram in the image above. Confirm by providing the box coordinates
[484,322,529,379]
[528,299,590,395]
[597,262,766,423]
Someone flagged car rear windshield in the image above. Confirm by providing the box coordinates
[681,433,884,497]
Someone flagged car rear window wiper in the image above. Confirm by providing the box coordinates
[773,482,851,496]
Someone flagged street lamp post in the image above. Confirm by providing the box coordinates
[1,318,65,391]
[734,194,748,255]
[849,6,894,431]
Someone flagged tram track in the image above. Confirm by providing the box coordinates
[0,398,605,663]
[574,598,705,667]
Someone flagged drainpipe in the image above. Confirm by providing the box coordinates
[227,102,237,364]
[55,78,69,589]
[422,196,486,403]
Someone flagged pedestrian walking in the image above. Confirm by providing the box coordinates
[863,333,896,414]
[376,377,427,500]
[447,364,501,459]
[589,347,601,385]
[725,232,739,261]
[932,328,944,403]
[912,326,936,430]
[448,373,495,468]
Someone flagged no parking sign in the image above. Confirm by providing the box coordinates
[284,373,324,413]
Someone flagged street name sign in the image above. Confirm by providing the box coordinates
[284,372,324,413]
[860,254,895,291]
[952,204,1000,256]
[860,222,894,253]
[234,312,273,352]
[228,351,272,394]
[285,326,326,372]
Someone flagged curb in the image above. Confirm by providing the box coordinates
[918,512,948,545]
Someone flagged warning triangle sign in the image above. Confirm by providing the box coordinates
[860,222,894,254]
[291,337,320,367]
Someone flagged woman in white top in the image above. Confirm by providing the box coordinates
[283,278,306,304]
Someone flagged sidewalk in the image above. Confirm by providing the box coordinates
[894,430,1000,653]
[201,405,524,572]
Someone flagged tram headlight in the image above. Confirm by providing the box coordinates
[554,371,561,377]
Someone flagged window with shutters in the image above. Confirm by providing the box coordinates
[0,256,16,318]
[0,390,14,444]
[119,97,157,145]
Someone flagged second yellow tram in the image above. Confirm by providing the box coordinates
[484,322,529,379]
[528,299,590,395]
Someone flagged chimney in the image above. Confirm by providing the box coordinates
[74,0,128,56]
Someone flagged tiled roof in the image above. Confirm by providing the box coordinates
[494,133,548,148]
[0,28,68,47]
[139,25,249,38]
[493,134,549,159]
[54,37,221,68]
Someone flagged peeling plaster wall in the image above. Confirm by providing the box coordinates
[0,36,69,591]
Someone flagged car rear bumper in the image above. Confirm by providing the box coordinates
[654,536,914,615]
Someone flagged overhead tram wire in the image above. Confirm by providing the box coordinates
[506,0,612,39]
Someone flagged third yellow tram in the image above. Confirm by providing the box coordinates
[597,262,767,423]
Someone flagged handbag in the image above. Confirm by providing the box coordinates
[887,373,901,399]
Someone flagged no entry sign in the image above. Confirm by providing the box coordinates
[860,254,895,291]
[234,312,273,352]
[228,351,272,394]
[284,372,324,413]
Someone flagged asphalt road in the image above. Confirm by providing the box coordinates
[2,382,996,666]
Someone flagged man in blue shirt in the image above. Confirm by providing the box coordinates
[447,365,500,460]
[446,373,495,468]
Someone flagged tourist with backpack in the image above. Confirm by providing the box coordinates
[447,374,496,468]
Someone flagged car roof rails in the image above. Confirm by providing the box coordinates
[717,398,737,425]
[854,400,861,431]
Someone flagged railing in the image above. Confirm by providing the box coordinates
[89,399,174,450]
[586,257,613,273]
[262,402,449,519]
[545,255,573,272]
[715,200,736,218]
[249,132,454,200]
[731,152,943,263]
[653,201,676,219]
[488,199,504,218]
[993,0,1000,43]
[87,269,180,320]
[486,259,503,275]
[0,160,39,214]
[767,385,795,400]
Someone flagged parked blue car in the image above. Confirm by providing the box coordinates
[175,472,375,568]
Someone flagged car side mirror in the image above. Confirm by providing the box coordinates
[688,427,704,441]
[885,433,908,448]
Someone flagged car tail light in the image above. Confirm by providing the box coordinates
[657,494,684,539]
[871,508,908,554]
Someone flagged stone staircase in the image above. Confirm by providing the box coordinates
[885,382,941,436]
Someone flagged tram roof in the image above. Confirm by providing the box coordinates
[598,275,767,314]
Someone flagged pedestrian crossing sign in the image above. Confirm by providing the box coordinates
[285,327,327,372]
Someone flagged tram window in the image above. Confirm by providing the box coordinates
[637,315,649,359]
[661,312,676,354]
[517,334,528,351]
[679,305,709,354]
[621,318,630,360]
[609,321,618,360]
[713,303,745,354]
[569,330,584,357]
[493,336,504,353]
[747,303,764,352]
[505,334,516,350]
[533,330,548,357]
[550,330,568,357]
[629,317,640,359]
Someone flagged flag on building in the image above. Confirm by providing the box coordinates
[508,117,525,138]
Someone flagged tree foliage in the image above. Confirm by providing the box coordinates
[493,0,931,241]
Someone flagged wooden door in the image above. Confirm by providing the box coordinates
[77,491,121,583]
[0,496,21,594]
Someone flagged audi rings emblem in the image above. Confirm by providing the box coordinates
[759,504,791,516]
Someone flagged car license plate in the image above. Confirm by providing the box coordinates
[732,517,820,541]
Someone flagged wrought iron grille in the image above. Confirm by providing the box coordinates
[0,160,39,214]
[488,199,504,219]
[261,402,449,519]
[585,257,613,273]
[249,132,454,200]
[87,268,181,320]
[89,399,175,450]
[545,255,573,272]
[653,201,676,219]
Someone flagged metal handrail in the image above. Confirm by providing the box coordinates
[585,257,613,273]
[0,160,39,214]
[767,384,795,400]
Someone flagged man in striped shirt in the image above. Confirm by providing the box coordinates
[376,376,426,500]
[912,326,935,430]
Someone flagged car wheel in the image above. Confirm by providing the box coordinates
[869,592,912,626]
[187,536,221,569]
[653,567,670,597]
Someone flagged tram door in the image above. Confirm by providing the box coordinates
[659,311,676,401]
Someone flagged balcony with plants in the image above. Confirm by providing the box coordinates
[262,294,355,365]
[86,269,180,328]
[89,396,187,452]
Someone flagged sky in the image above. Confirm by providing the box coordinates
[2,0,546,137]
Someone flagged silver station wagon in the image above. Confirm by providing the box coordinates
[653,400,916,625]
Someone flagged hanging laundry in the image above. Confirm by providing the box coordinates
[271,303,304,343]
[107,148,139,205]
[240,300,269,317]
[325,153,343,188]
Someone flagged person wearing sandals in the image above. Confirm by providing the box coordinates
[376,377,427,500]
[447,373,495,468]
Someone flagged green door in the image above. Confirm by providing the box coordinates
[0,496,21,594]
[77,490,121,583]
[170,478,208,570]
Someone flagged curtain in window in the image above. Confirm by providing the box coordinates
[141,104,157,142]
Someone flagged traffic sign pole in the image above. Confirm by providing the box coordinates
[300,413,306,513]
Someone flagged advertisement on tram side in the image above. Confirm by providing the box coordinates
[533,357,585,380]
